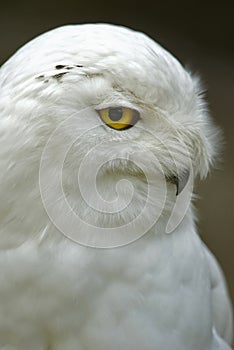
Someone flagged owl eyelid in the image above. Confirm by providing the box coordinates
[96,105,141,114]
[96,106,141,118]
[95,106,141,131]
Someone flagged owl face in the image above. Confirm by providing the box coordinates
[0,24,219,247]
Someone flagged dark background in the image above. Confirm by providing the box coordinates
[1,0,233,317]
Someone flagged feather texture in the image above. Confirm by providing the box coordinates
[0,23,232,349]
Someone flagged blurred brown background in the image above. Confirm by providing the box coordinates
[0,0,233,313]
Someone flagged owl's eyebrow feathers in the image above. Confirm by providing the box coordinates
[55,64,83,70]
[35,64,101,83]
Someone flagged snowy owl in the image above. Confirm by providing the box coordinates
[0,23,232,350]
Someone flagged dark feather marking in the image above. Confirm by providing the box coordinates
[55,65,66,69]
[52,72,68,80]
[36,75,45,80]
[55,64,83,70]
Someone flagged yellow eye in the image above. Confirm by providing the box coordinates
[97,107,140,130]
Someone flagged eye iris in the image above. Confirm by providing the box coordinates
[108,107,123,121]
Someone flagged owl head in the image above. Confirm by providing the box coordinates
[0,24,220,247]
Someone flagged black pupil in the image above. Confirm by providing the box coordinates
[108,107,123,121]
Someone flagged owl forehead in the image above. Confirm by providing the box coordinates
[1,24,194,112]
[3,24,184,82]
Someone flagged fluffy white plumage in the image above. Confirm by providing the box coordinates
[0,23,232,349]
